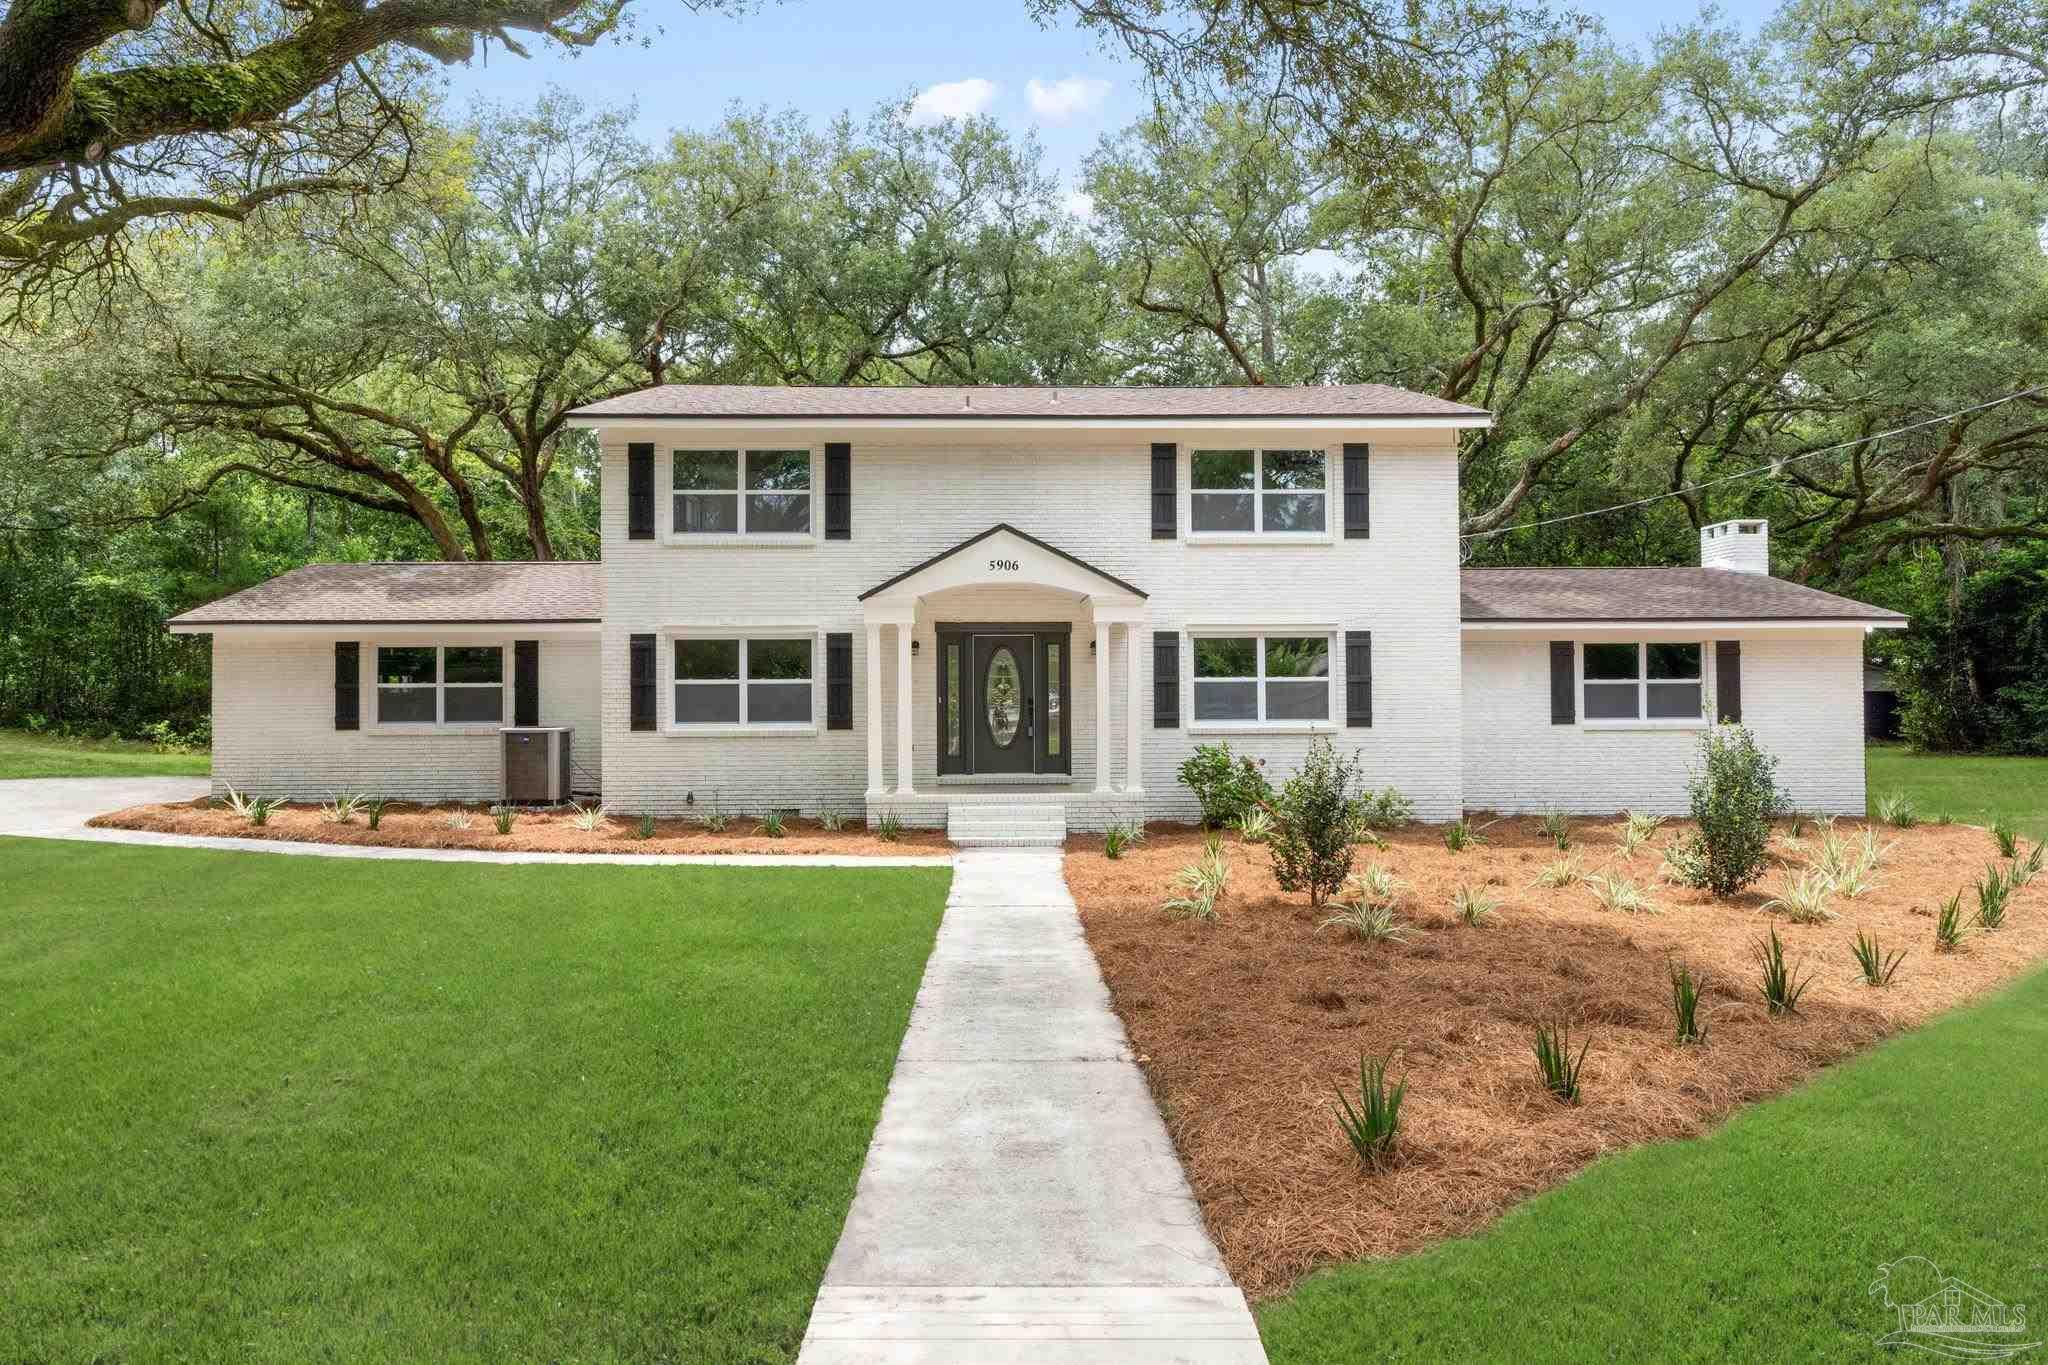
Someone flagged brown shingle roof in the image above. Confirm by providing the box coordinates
[569,383,1489,421]
[169,561,602,626]
[1461,568,1906,623]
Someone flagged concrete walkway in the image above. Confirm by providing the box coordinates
[797,849,1266,1364]
[0,778,949,868]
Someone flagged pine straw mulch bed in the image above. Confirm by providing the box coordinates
[89,799,951,857]
[1066,816,2048,1298]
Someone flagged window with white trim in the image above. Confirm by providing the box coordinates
[1190,448,1327,535]
[1193,634,1332,723]
[1582,642,1704,722]
[671,449,812,536]
[673,637,813,726]
[375,645,504,725]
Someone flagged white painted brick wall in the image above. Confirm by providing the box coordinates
[208,634,601,801]
[1459,631,1869,816]
[596,429,1467,825]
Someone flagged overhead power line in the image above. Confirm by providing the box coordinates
[1460,384,2048,542]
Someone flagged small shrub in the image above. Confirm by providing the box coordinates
[754,810,786,839]
[444,810,475,832]
[701,799,730,833]
[1992,819,2021,858]
[2010,840,2045,889]
[1539,809,1572,850]
[570,802,607,832]
[1763,869,1837,924]
[1669,961,1708,1045]
[1874,790,1919,828]
[1932,811,1957,826]
[223,786,278,826]
[1975,864,2012,930]
[1177,742,1272,828]
[1533,1019,1589,1104]
[1852,931,1905,987]
[1753,928,1812,1015]
[1164,834,1231,921]
[1233,807,1274,844]
[1104,819,1145,860]
[492,805,516,835]
[1532,855,1583,889]
[1353,787,1417,832]
[1624,809,1665,842]
[1319,900,1413,943]
[1451,886,1500,926]
[320,792,364,825]
[1670,725,1785,896]
[1585,874,1657,915]
[817,809,847,832]
[1934,892,1970,951]
[1334,1054,1407,1167]
[635,812,655,839]
[1442,819,1486,853]
[364,797,387,831]
[1267,738,1365,907]
[1345,861,1405,907]
[875,811,903,842]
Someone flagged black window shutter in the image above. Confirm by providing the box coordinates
[1716,640,1743,723]
[1152,631,1179,727]
[1344,631,1373,726]
[629,633,656,731]
[1150,443,1176,539]
[825,443,852,540]
[826,632,853,729]
[1549,641,1575,725]
[627,442,654,540]
[1342,444,1370,539]
[513,640,540,727]
[334,641,359,731]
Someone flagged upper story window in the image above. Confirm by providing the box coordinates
[1190,448,1328,536]
[671,449,812,538]
[1582,642,1704,724]
[374,645,503,726]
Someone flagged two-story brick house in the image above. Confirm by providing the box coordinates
[171,384,1906,838]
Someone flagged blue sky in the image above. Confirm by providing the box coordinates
[445,0,1779,190]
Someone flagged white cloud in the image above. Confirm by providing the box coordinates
[907,78,999,125]
[1026,75,1112,123]
[1060,190,1096,220]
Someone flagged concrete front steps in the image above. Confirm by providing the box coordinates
[947,802,1068,848]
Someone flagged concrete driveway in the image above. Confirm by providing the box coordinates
[0,777,211,837]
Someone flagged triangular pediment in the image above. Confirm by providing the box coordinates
[858,524,1147,604]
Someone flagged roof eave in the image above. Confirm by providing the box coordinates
[563,413,1491,431]
[1461,616,1907,631]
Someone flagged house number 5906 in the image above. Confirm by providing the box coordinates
[988,558,1020,572]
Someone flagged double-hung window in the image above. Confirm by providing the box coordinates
[1192,634,1332,723]
[1190,448,1328,535]
[1582,642,1704,723]
[673,636,813,727]
[671,449,812,537]
[375,645,504,725]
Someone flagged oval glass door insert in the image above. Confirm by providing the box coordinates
[985,647,1022,748]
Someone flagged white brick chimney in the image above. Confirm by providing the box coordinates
[1701,519,1771,574]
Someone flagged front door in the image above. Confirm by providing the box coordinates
[971,635,1036,774]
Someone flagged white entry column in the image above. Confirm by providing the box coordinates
[1123,623,1144,795]
[1093,620,1113,794]
[864,622,884,796]
[895,622,915,795]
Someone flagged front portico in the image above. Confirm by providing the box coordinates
[857,525,1148,811]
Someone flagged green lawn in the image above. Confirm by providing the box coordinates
[1258,961,2048,1362]
[0,727,210,778]
[1867,744,2048,839]
[0,838,948,1363]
